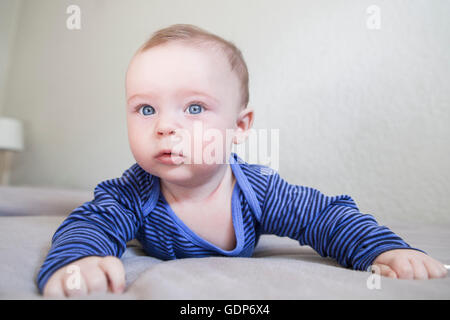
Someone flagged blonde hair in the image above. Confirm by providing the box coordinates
[136,24,249,109]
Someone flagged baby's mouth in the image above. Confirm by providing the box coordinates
[155,150,185,165]
[156,149,184,157]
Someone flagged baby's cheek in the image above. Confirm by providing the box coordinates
[129,132,154,162]
[170,128,226,164]
[202,128,232,163]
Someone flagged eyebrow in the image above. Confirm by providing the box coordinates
[127,89,219,104]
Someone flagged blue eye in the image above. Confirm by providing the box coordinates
[187,103,204,114]
[139,105,155,116]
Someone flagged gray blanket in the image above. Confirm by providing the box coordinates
[0,186,449,299]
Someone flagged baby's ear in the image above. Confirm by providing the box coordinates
[236,107,254,131]
[233,107,254,144]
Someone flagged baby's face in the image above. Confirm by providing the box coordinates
[125,42,246,183]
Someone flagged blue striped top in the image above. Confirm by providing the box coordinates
[36,152,423,293]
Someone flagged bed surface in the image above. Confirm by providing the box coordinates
[1,185,449,299]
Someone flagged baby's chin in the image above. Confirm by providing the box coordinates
[142,161,225,184]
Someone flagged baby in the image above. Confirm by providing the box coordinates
[38,24,447,297]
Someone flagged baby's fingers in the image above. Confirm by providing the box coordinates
[43,273,65,298]
[62,265,88,297]
[409,258,428,280]
[390,258,414,279]
[99,256,126,294]
[82,267,108,294]
[423,259,448,279]
[373,263,397,279]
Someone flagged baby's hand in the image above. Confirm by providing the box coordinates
[43,256,125,297]
[372,249,447,280]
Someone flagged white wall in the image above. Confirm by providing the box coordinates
[3,0,450,223]
[0,0,22,115]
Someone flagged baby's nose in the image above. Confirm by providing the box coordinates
[157,127,176,136]
[156,121,178,136]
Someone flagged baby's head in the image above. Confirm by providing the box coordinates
[125,24,254,183]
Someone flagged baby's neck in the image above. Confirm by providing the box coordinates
[159,164,235,205]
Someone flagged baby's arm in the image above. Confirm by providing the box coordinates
[37,167,143,297]
[260,171,446,278]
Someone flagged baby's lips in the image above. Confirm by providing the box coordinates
[156,148,183,157]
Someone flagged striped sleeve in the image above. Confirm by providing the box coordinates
[36,166,143,294]
[260,171,425,271]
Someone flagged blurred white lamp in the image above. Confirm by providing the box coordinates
[0,117,24,185]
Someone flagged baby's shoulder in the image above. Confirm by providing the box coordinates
[93,163,151,205]
[240,161,278,179]
[231,152,278,179]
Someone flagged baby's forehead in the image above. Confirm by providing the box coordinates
[131,42,231,74]
[126,43,241,99]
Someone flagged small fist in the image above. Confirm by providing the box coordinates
[43,256,125,297]
[372,249,447,280]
